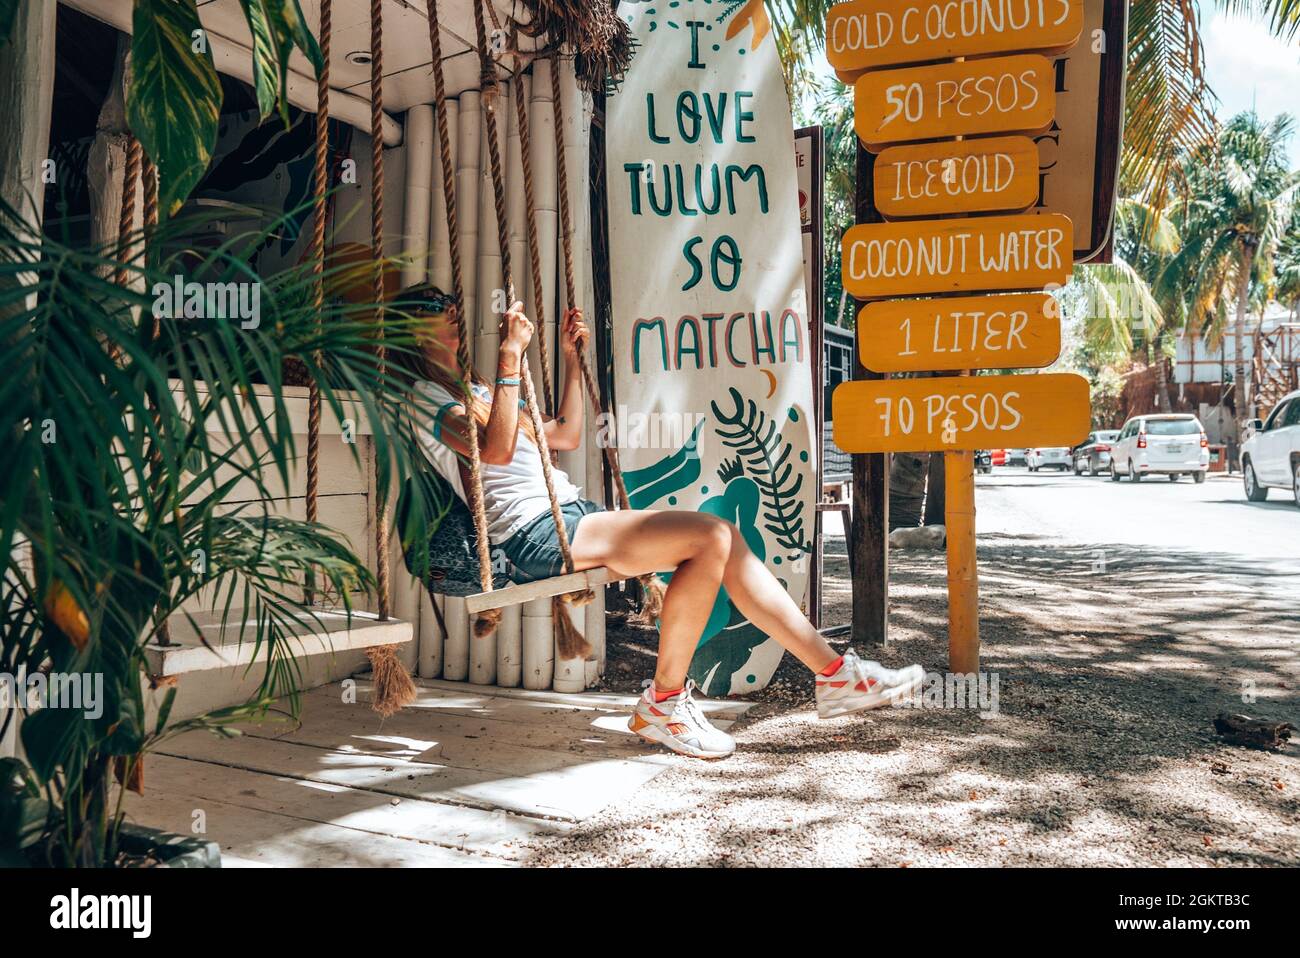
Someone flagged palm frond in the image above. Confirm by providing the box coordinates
[1217,0,1300,41]
[1122,0,1216,207]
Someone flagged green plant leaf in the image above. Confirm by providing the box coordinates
[265,0,324,74]
[127,0,223,217]
[0,0,19,44]
[239,0,281,120]
[0,758,46,862]
[20,707,90,785]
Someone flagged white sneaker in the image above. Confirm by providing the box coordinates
[816,649,925,719]
[629,680,736,759]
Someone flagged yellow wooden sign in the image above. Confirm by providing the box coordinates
[842,212,1073,299]
[827,0,1084,76]
[855,55,1056,149]
[858,292,1061,372]
[832,372,1090,453]
[874,136,1040,218]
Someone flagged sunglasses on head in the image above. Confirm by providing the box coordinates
[404,285,457,315]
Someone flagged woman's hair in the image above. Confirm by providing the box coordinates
[400,284,538,446]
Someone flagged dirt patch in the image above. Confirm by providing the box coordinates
[530,536,1300,867]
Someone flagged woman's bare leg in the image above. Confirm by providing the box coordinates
[569,510,839,686]
[717,523,839,673]
[569,510,731,690]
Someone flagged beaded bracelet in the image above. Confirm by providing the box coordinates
[495,376,520,387]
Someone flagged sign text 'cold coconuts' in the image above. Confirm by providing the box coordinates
[854,54,1056,149]
[827,0,1084,76]
[832,372,1090,453]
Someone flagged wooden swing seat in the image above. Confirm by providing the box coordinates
[145,609,413,677]
[464,567,623,614]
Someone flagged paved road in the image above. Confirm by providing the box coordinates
[974,467,1300,566]
[546,465,1300,867]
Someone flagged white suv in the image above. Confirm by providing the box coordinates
[1240,389,1300,507]
[1109,414,1210,483]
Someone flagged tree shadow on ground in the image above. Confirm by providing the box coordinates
[560,536,1299,867]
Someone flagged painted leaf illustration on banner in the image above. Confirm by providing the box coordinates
[608,0,816,695]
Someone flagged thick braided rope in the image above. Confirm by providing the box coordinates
[303,0,330,606]
[112,136,140,288]
[140,150,175,644]
[511,63,554,416]
[307,0,330,533]
[141,155,158,229]
[473,0,582,586]
[426,0,496,605]
[370,0,391,621]
[549,52,660,618]
[549,55,634,515]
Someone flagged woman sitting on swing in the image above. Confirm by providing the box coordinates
[410,294,924,759]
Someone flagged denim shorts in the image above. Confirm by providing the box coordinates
[501,499,601,583]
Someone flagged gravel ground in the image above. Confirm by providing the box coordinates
[522,535,1300,867]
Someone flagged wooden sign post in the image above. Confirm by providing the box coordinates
[827,4,1095,672]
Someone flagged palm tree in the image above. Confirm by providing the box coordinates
[1274,208,1300,320]
[1168,112,1298,431]
[798,81,856,327]
[0,199,445,866]
[767,0,1285,214]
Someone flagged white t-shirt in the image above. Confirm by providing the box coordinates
[409,379,582,543]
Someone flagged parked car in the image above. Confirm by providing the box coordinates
[1108,414,1209,482]
[1005,448,1028,466]
[1026,447,1071,471]
[1072,430,1121,476]
[976,450,993,474]
[1240,388,1300,506]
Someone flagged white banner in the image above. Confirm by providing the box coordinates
[606,0,816,695]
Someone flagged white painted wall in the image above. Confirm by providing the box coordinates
[1,0,58,762]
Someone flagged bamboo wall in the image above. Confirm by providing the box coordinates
[396,58,607,693]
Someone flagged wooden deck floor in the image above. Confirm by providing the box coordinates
[125,679,752,866]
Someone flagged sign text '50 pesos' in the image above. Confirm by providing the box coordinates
[826,0,1084,76]
[855,54,1056,149]
[833,372,1090,453]
[841,212,1072,298]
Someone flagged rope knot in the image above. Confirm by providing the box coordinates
[560,588,596,607]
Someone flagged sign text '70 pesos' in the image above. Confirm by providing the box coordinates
[832,372,1091,453]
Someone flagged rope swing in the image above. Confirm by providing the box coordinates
[419,1,663,655]
[301,0,414,716]
[425,0,502,640]
[470,0,594,659]
[361,0,417,714]
[544,51,665,624]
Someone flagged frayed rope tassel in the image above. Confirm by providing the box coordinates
[473,606,503,638]
[631,574,665,626]
[366,644,416,717]
[552,594,592,660]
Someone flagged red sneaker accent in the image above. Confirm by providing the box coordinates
[854,679,879,693]
[653,685,683,703]
[819,655,845,677]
